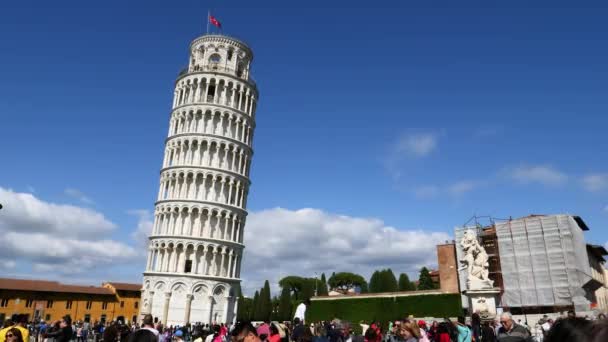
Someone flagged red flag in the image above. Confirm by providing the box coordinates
[209,15,221,28]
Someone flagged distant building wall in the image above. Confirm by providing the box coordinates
[437,243,460,294]
[0,278,141,324]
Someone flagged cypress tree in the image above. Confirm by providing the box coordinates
[417,267,436,290]
[251,290,260,320]
[369,270,380,293]
[260,280,272,321]
[278,287,292,321]
[398,273,416,291]
[317,273,329,296]
[385,268,399,292]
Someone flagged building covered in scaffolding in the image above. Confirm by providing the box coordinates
[448,214,608,314]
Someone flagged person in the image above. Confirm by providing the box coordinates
[327,321,343,342]
[294,301,310,324]
[470,314,481,342]
[129,325,158,342]
[174,330,184,342]
[44,316,73,342]
[481,322,496,342]
[268,325,281,342]
[454,317,471,342]
[597,313,606,320]
[0,314,29,342]
[5,328,24,342]
[416,321,429,342]
[434,322,450,342]
[257,321,271,341]
[496,312,530,342]
[297,328,313,342]
[398,322,419,342]
[363,327,376,342]
[544,317,592,342]
[232,322,261,342]
[104,321,121,342]
[425,322,438,342]
[292,319,306,342]
[141,314,160,340]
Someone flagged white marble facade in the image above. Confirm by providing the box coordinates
[141,35,258,326]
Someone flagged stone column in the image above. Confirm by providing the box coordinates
[162,292,171,324]
[147,291,154,315]
[200,247,208,274]
[220,251,227,277]
[207,296,215,325]
[235,219,241,243]
[184,294,193,325]
[223,296,232,324]
[227,251,234,278]
[232,297,239,324]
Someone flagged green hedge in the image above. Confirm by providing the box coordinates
[307,293,461,330]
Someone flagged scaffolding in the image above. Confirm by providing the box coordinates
[494,215,592,312]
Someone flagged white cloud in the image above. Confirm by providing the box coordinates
[64,188,95,205]
[582,174,608,192]
[0,258,16,270]
[508,165,567,186]
[0,187,115,236]
[447,180,479,197]
[240,208,450,295]
[395,133,438,157]
[129,209,154,248]
[0,187,137,276]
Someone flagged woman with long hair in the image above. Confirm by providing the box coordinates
[6,327,24,342]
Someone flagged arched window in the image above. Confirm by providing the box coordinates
[209,54,221,64]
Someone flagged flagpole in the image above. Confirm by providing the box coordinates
[206,10,210,34]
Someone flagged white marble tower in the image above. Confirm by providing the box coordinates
[140,34,258,326]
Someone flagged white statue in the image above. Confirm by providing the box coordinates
[459,229,494,290]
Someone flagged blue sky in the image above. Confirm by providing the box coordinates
[0,0,607,291]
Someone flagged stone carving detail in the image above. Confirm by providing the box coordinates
[459,229,494,290]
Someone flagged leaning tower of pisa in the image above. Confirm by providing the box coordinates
[140,34,258,326]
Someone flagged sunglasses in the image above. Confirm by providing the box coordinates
[6,334,14,338]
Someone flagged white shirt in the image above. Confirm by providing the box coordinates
[294,303,307,321]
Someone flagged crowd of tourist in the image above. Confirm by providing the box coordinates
[1,310,608,342]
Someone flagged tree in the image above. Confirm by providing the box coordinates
[384,269,399,292]
[328,272,367,294]
[251,290,260,320]
[317,273,329,296]
[359,281,369,293]
[278,287,292,321]
[279,276,318,300]
[369,269,398,293]
[301,279,315,301]
[271,296,280,321]
[237,296,253,321]
[279,276,306,300]
[260,280,272,321]
[417,267,436,290]
[398,273,416,291]
[369,270,380,293]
